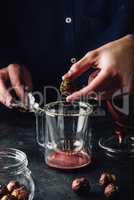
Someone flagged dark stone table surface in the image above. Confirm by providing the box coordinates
[0,108,134,200]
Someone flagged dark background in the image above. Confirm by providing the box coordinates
[0,0,134,90]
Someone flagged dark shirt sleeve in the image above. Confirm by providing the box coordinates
[83,0,134,53]
[131,33,134,37]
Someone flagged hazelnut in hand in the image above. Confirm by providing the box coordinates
[12,187,28,200]
[104,183,118,199]
[60,79,75,96]
[72,177,90,194]
[1,195,17,200]
[7,181,20,193]
[99,172,116,188]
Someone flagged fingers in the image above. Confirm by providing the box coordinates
[66,69,110,101]
[22,67,33,105]
[8,64,25,100]
[8,64,32,101]
[23,66,33,92]
[62,51,98,80]
[0,76,13,107]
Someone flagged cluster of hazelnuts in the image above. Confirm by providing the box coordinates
[72,172,118,199]
[99,172,118,198]
[0,181,29,200]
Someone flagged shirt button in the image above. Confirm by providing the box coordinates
[71,58,77,64]
[65,17,72,24]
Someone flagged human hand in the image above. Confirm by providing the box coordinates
[0,64,32,107]
[63,35,134,101]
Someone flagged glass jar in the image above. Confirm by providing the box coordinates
[0,148,35,200]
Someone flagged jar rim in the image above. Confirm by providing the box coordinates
[0,148,28,174]
[43,101,93,117]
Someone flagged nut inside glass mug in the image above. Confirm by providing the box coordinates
[36,101,93,169]
[0,148,35,200]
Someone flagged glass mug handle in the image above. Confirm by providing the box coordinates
[35,110,46,148]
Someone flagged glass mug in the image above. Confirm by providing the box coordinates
[35,101,93,169]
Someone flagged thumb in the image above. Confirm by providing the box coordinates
[66,69,110,102]
[62,50,98,80]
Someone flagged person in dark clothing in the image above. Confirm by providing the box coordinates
[0,0,134,106]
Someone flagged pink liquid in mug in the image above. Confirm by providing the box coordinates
[46,150,91,169]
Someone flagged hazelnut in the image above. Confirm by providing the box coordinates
[12,187,29,200]
[99,172,116,188]
[1,195,17,200]
[72,177,90,193]
[60,79,75,96]
[104,183,118,198]
[7,181,20,193]
[0,186,9,198]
